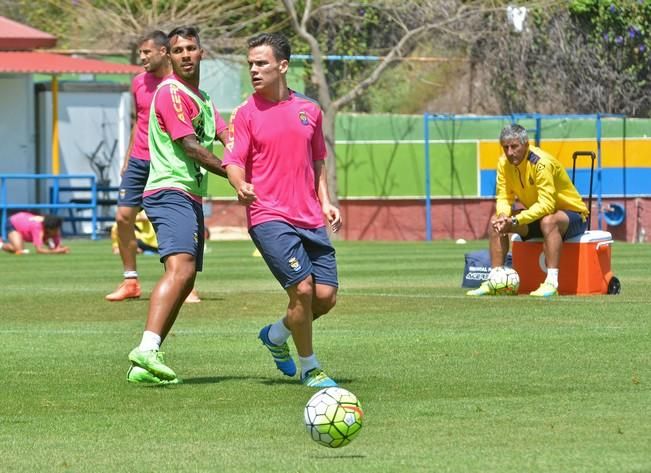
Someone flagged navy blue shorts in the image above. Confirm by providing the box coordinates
[143,190,204,271]
[4,217,15,234]
[3,216,16,239]
[522,210,587,241]
[249,220,338,289]
[118,158,150,207]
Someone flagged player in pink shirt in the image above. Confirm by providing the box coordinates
[106,30,171,302]
[2,212,69,254]
[223,33,342,388]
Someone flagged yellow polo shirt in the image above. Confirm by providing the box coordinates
[495,145,589,225]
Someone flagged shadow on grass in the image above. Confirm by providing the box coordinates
[259,377,355,386]
[113,297,226,303]
[313,454,367,459]
[182,375,259,384]
[144,375,355,386]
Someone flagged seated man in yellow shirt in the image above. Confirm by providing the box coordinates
[111,210,157,255]
[467,123,589,297]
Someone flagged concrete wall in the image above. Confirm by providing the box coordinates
[0,75,36,204]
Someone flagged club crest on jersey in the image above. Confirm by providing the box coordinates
[288,257,302,272]
[298,111,309,126]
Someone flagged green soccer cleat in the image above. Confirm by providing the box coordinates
[530,282,558,297]
[301,368,338,388]
[128,348,177,381]
[126,365,181,385]
[258,325,297,377]
[466,281,495,296]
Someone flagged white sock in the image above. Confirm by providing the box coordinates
[124,270,138,279]
[299,354,320,378]
[545,268,559,288]
[267,317,292,345]
[138,330,161,352]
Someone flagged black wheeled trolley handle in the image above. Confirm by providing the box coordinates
[571,151,596,230]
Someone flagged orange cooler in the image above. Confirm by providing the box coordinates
[512,230,614,295]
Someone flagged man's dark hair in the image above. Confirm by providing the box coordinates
[168,26,201,47]
[140,30,170,53]
[247,32,291,62]
[43,214,62,231]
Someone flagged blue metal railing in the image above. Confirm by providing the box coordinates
[0,173,99,240]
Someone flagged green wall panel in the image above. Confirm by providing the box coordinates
[206,114,649,199]
[336,142,476,198]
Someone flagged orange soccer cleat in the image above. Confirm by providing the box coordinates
[105,279,141,302]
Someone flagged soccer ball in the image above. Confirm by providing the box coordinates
[304,387,364,448]
[488,266,520,295]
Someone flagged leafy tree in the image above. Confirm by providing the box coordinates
[280,0,501,205]
[474,0,651,116]
[1,0,284,60]
[0,0,71,42]
[569,0,651,115]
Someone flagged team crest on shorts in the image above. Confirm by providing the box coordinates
[298,111,309,126]
[288,257,302,272]
[119,189,126,199]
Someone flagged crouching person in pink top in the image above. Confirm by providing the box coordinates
[223,33,342,389]
[2,211,70,255]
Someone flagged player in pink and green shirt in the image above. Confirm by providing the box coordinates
[223,33,342,389]
[126,26,228,385]
[109,30,226,305]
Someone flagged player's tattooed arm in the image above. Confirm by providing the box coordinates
[179,134,227,178]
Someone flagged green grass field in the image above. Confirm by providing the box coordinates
[1,239,650,473]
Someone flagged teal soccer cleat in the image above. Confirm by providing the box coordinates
[301,368,338,388]
[258,325,297,377]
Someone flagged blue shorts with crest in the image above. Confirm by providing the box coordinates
[118,158,150,207]
[143,190,204,271]
[249,220,338,289]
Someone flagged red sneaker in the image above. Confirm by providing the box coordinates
[105,279,141,301]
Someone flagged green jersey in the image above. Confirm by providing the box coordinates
[145,78,216,197]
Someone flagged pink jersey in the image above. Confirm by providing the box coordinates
[9,212,60,248]
[130,72,164,161]
[222,91,327,229]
